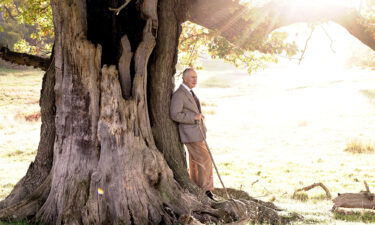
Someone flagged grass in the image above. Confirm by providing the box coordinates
[0,220,46,225]
[199,76,231,88]
[361,89,375,101]
[344,139,375,154]
[15,111,41,122]
[334,210,375,223]
[2,65,375,225]
[0,68,43,202]
[0,69,43,106]
[0,68,21,75]
[201,101,217,115]
[0,222,29,225]
[292,192,309,202]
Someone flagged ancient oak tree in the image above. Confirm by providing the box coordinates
[0,0,375,224]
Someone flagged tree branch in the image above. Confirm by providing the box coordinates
[293,182,332,199]
[109,0,132,15]
[2,6,18,21]
[188,0,375,52]
[299,26,315,64]
[332,181,375,211]
[0,46,51,71]
[321,25,336,53]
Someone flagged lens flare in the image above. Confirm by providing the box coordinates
[97,188,104,195]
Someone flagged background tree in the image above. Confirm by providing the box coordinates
[0,0,374,224]
[0,0,53,55]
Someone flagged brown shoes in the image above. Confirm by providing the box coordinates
[205,190,218,201]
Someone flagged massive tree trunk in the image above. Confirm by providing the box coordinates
[32,0,193,223]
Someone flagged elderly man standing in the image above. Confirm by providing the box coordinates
[170,68,214,199]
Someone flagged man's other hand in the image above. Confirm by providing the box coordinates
[194,113,204,121]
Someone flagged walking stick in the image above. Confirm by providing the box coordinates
[197,120,231,199]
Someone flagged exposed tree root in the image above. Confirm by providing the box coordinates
[0,183,302,225]
[293,182,332,200]
[0,174,51,222]
[332,181,375,211]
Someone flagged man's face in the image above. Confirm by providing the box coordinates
[183,70,198,89]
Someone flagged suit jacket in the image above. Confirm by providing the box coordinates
[170,85,207,143]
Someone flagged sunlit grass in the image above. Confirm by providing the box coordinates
[292,191,309,202]
[0,68,42,201]
[344,139,375,154]
[361,89,375,102]
[1,63,375,225]
[199,76,231,88]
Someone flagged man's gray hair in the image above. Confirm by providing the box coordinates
[182,68,195,78]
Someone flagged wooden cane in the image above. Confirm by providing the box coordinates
[197,120,231,199]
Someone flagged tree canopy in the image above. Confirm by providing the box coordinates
[4,0,375,72]
[0,0,52,55]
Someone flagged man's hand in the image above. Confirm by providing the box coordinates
[194,113,204,121]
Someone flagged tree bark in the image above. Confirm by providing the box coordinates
[148,0,198,192]
[333,193,375,210]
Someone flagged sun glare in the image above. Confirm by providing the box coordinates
[240,0,360,9]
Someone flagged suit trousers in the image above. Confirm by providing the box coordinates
[185,141,214,191]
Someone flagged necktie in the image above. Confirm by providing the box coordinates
[190,90,201,113]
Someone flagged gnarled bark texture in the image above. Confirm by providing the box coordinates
[33,0,193,223]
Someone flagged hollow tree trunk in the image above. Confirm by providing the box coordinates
[0,59,55,210]
[35,0,179,224]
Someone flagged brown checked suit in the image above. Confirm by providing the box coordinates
[170,85,213,191]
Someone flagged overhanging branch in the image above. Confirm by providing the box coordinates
[0,46,51,71]
[188,0,375,52]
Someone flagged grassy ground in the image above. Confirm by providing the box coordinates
[197,63,375,224]
[1,63,375,224]
[0,68,43,201]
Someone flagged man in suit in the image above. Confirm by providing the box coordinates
[170,68,214,199]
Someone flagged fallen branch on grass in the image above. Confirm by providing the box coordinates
[332,181,375,211]
[293,182,332,199]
